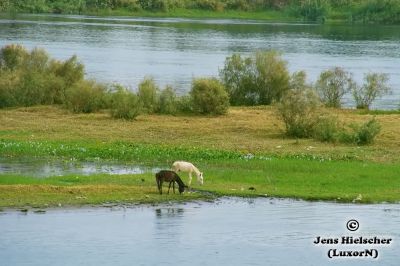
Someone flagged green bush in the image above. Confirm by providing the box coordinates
[113,0,142,11]
[277,88,321,138]
[190,77,229,115]
[176,95,193,113]
[138,77,159,113]
[352,0,400,24]
[220,51,290,106]
[158,85,178,114]
[109,85,141,119]
[313,115,340,142]
[225,0,251,11]
[0,44,29,71]
[0,71,19,108]
[339,118,381,145]
[315,67,355,108]
[0,44,85,108]
[191,0,225,11]
[65,80,106,113]
[291,0,330,22]
[352,73,391,110]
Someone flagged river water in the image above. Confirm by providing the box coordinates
[0,14,399,109]
[0,198,399,266]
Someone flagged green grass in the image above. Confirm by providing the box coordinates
[0,157,399,208]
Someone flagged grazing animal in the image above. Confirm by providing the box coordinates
[155,170,186,195]
[171,161,203,186]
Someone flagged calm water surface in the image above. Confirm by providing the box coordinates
[0,198,399,265]
[0,14,399,109]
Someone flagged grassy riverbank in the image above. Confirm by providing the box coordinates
[2,0,400,24]
[1,105,400,207]
[0,156,399,208]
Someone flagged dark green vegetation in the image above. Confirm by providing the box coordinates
[1,0,400,24]
[220,51,290,106]
[191,78,229,115]
[0,44,85,108]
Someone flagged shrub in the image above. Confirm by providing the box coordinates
[289,70,311,91]
[313,115,340,142]
[352,0,400,24]
[277,88,321,138]
[0,44,85,108]
[114,0,141,11]
[138,77,159,114]
[176,95,193,113]
[192,0,225,11]
[292,0,330,22]
[65,80,106,113]
[225,0,251,11]
[339,118,381,145]
[220,51,290,106]
[0,44,29,71]
[109,85,141,120]
[158,85,178,114]
[315,67,355,108]
[190,77,229,115]
[352,73,391,110]
[0,71,19,108]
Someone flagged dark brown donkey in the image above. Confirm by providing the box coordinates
[155,170,186,194]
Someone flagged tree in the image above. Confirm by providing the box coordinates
[315,67,354,108]
[352,73,391,110]
[220,51,290,106]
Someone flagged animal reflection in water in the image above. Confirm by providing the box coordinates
[155,208,184,218]
[155,170,187,194]
[172,161,203,187]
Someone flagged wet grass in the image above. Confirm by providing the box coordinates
[0,157,399,208]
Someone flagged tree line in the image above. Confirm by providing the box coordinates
[1,44,391,144]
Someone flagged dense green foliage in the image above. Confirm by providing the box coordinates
[190,77,229,115]
[2,0,400,24]
[0,44,85,108]
[158,85,178,114]
[138,77,159,114]
[109,84,142,119]
[65,80,107,113]
[220,51,290,106]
